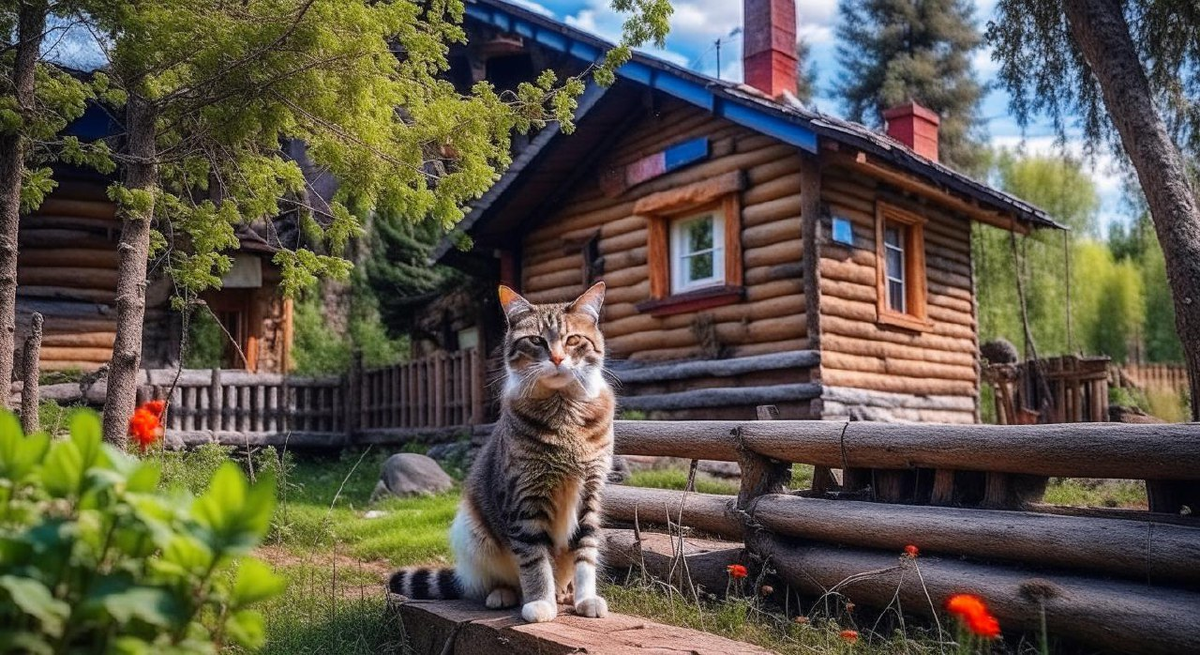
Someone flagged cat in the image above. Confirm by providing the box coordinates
[389,281,614,623]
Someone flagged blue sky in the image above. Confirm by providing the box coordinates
[513,0,1128,232]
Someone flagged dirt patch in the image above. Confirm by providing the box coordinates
[256,544,394,579]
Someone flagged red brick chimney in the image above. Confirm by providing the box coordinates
[883,102,940,162]
[743,0,797,99]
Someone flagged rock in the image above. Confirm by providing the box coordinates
[372,453,454,502]
[608,455,631,484]
[427,441,470,463]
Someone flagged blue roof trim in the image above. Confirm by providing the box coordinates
[464,2,817,153]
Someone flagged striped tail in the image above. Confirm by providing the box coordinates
[387,567,462,600]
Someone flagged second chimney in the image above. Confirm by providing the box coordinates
[883,102,941,162]
[743,0,797,99]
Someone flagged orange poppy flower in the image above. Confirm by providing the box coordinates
[904,544,919,558]
[726,564,748,579]
[945,593,1001,639]
[840,629,859,643]
[128,400,166,452]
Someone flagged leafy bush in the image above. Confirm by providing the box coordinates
[0,411,284,653]
[184,310,226,369]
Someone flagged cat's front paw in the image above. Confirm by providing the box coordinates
[574,596,608,618]
[521,599,558,623]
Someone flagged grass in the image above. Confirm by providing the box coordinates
[1043,478,1147,509]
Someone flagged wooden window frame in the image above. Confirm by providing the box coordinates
[875,202,931,332]
[641,194,743,317]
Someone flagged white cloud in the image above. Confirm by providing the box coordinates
[510,0,555,17]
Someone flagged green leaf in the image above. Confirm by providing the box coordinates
[41,440,82,498]
[224,609,266,650]
[69,410,103,469]
[0,630,53,655]
[231,558,285,608]
[0,412,48,483]
[85,576,185,629]
[126,461,162,494]
[0,575,70,637]
[192,463,275,554]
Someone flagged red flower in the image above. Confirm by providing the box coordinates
[945,593,1001,639]
[840,629,859,643]
[726,564,748,579]
[128,400,166,452]
[904,544,919,558]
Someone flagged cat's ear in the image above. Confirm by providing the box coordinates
[567,281,605,323]
[498,285,534,324]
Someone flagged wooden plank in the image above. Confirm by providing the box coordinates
[749,532,1200,654]
[602,485,743,541]
[613,421,741,461]
[611,350,819,384]
[738,421,1200,479]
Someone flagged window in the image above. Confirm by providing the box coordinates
[875,202,929,330]
[635,171,745,317]
[670,211,725,293]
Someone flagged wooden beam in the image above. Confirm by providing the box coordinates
[612,420,741,462]
[617,383,822,413]
[611,349,820,384]
[603,485,744,540]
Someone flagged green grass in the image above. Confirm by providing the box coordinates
[623,464,814,496]
[1043,478,1147,509]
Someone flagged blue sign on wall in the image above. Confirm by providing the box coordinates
[832,216,854,246]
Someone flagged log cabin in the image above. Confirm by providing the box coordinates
[15,103,294,374]
[434,0,1064,424]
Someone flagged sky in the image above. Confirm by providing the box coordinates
[514,0,1129,232]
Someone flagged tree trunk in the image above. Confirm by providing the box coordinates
[101,95,158,446]
[0,3,47,409]
[1063,0,1200,424]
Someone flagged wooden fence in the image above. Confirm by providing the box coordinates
[602,409,1200,654]
[1121,362,1190,396]
[137,348,484,447]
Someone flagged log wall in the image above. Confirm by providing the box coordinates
[517,98,813,419]
[817,165,979,423]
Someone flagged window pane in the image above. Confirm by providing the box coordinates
[687,216,714,252]
[884,225,902,248]
[888,279,905,313]
[886,248,903,278]
[688,251,714,281]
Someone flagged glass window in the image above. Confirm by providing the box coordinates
[670,212,725,293]
[883,222,906,314]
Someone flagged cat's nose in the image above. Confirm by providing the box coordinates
[549,352,564,365]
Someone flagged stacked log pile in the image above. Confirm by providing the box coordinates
[602,414,1200,653]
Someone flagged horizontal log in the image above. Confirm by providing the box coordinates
[165,430,349,449]
[40,331,116,348]
[745,156,800,186]
[741,218,801,250]
[17,298,115,319]
[603,295,804,338]
[603,530,748,602]
[19,229,112,249]
[821,350,977,383]
[819,367,975,395]
[21,215,119,233]
[820,315,976,353]
[820,385,977,411]
[741,193,801,228]
[738,421,1200,479]
[35,197,116,219]
[611,350,819,384]
[613,420,740,461]
[741,171,802,207]
[604,485,743,540]
[730,338,810,358]
[749,533,1200,654]
[598,226,649,253]
[618,383,821,413]
[743,261,804,286]
[749,494,1200,586]
[743,238,801,269]
[40,360,104,372]
[18,267,119,290]
[18,285,117,304]
[40,346,111,362]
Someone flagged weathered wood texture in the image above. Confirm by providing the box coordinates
[612,420,740,461]
[604,484,744,540]
[520,99,807,365]
[817,168,978,423]
[603,529,747,600]
[749,494,1200,586]
[749,533,1200,654]
[397,598,773,655]
[738,420,1200,479]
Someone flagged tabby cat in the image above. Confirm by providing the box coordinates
[389,281,614,623]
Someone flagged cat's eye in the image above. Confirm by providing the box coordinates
[565,335,583,347]
[525,336,547,347]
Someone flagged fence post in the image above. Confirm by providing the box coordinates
[20,313,42,435]
[345,350,363,442]
[736,405,791,510]
[209,368,222,433]
[469,348,484,425]
[434,352,446,428]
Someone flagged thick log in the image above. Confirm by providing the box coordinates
[18,229,112,249]
[612,420,740,461]
[741,171,802,206]
[603,529,747,602]
[16,298,114,319]
[820,386,977,412]
[603,485,743,540]
[820,315,976,353]
[17,286,118,304]
[742,238,802,269]
[35,197,116,219]
[821,350,977,383]
[749,494,1200,586]
[819,334,977,367]
[164,429,349,449]
[739,421,1200,479]
[17,267,119,289]
[40,331,116,348]
[603,295,805,339]
[819,368,975,396]
[730,338,811,358]
[611,350,819,384]
[618,383,821,414]
[39,346,112,362]
[741,193,801,228]
[749,533,1200,654]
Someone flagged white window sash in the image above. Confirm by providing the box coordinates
[670,212,725,294]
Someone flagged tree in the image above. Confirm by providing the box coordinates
[989,0,1200,421]
[0,2,104,408]
[61,0,669,445]
[793,36,817,104]
[834,0,986,172]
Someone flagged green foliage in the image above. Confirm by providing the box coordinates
[1140,236,1185,362]
[1043,478,1147,509]
[835,0,986,172]
[291,278,407,374]
[158,442,236,496]
[361,213,457,337]
[183,310,226,369]
[290,294,351,375]
[793,37,818,105]
[0,411,283,653]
